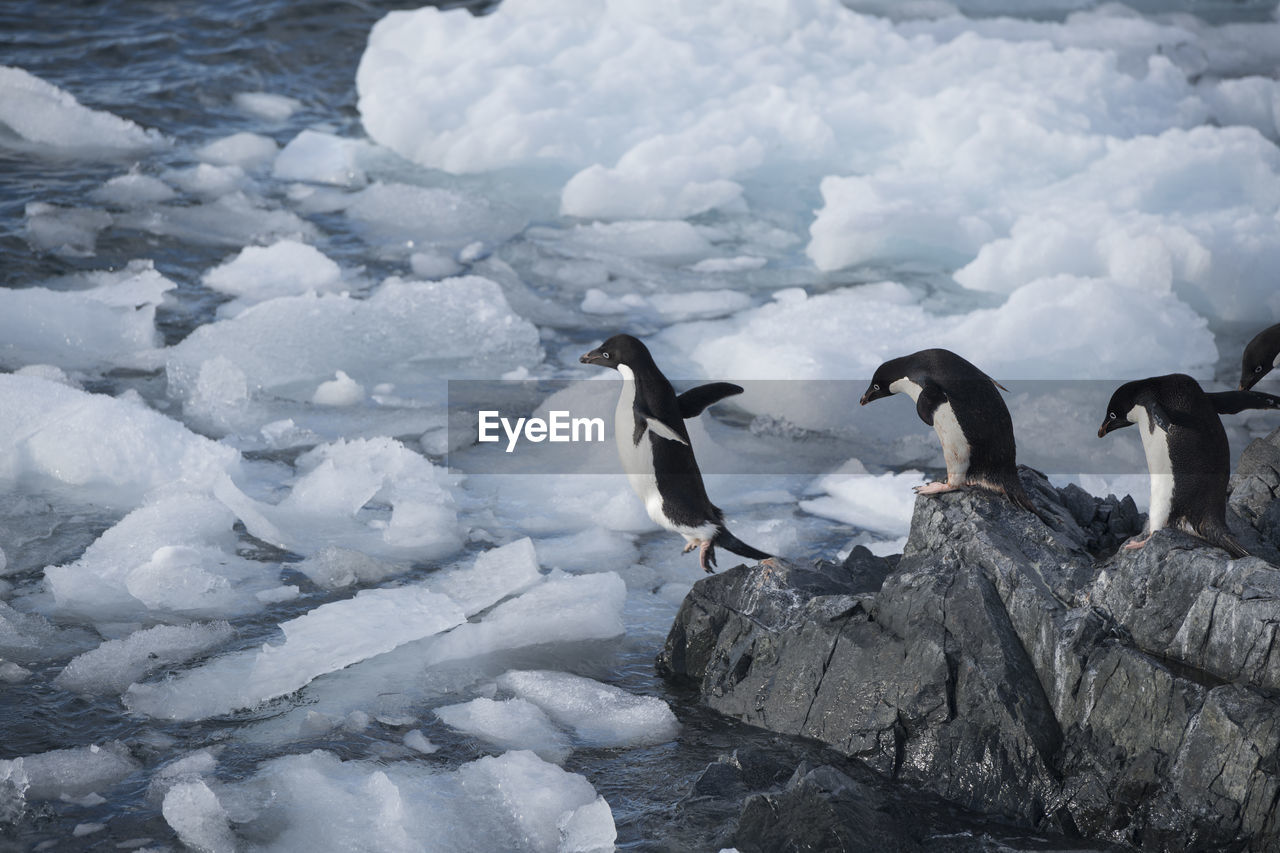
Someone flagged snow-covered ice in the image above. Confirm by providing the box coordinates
[435,697,572,763]
[497,670,679,747]
[0,66,164,155]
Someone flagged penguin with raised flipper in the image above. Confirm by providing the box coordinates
[859,348,1039,514]
[1239,323,1280,391]
[580,333,773,572]
[1097,373,1280,557]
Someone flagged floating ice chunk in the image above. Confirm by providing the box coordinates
[425,571,627,666]
[291,546,402,590]
[167,275,543,404]
[196,131,280,169]
[44,493,276,622]
[689,256,768,273]
[233,91,301,122]
[312,371,365,406]
[534,527,636,573]
[428,537,542,614]
[345,182,526,254]
[164,163,254,199]
[435,697,572,763]
[542,221,714,265]
[231,749,605,853]
[0,743,139,801]
[203,239,343,303]
[0,375,237,508]
[558,796,617,853]
[24,202,112,256]
[498,670,679,747]
[125,584,467,720]
[0,661,30,683]
[55,622,234,695]
[403,730,438,754]
[0,602,68,662]
[162,780,235,853]
[0,259,177,369]
[90,171,177,207]
[800,459,926,537]
[115,190,316,247]
[273,129,370,187]
[410,250,463,279]
[0,66,164,155]
[215,436,463,561]
[581,288,752,323]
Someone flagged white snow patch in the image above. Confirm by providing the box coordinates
[800,459,926,537]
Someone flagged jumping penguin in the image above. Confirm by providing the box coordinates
[580,334,773,572]
[859,348,1039,514]
[1239,323,1280,391]
[1098,373,1280,557]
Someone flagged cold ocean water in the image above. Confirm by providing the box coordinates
[2,0,1280,849]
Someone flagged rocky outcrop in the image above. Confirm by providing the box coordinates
[659,429,1280,851]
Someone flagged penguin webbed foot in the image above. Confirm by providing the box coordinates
[914,481,960,496]
[699,540,717,573]
[1122,534,1151,551]
[681,541,697,554]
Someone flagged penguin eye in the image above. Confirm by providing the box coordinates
[1108,412,1116,419]
[872,384,880,391]
[601,352,610,360]
[1257,365,1264,373]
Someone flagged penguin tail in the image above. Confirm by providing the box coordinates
[712,527,773,564]
[1196,518,1250,559]
[993,472,1056,528]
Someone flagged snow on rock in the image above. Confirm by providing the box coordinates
[43,494,279,622]
[125,585,467,721]
[55,622,235,695]
[434,697,572,763]
[196,131,280,170]
[0,259,174,371]
[0,743,139,802]
[213,437,463,561]
[231,749,609,853]
[273,129,371,187]
[202,239,345,310]
[0,66,164,155]
[497,670,679,747]
[0,374,238,508]
[162,779,235,853]
[799,459,926,537]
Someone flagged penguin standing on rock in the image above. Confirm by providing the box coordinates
[859,348,1038,514]
[1098,373,1280,557]
[1239,323,1280,391]
[580,333,774,573]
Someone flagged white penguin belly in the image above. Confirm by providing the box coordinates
[890,378,970,483]
[931,402,971,484]
[613,367,717,543]
[1131,405,1173,533]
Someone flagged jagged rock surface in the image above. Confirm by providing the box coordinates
[659,428,1280,851]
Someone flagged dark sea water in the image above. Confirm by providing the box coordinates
[0,1,1274,850]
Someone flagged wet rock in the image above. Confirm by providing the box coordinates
[659,451,1280,852]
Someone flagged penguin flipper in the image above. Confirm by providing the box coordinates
[677,382,744,418]
[1207,390,1280,415]
[915,384,947,427]
[1147,401,1171,432]
[644,417,689,445]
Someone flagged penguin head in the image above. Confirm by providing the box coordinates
[1098,381,1142,437]
[580,333,651,371]
[860,357,911,405]
[1239,329,1278,391]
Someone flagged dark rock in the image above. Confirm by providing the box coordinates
[659,447,1280,852]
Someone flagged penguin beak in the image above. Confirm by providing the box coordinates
[579,348,607,367]
[1098,418,1127,438]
